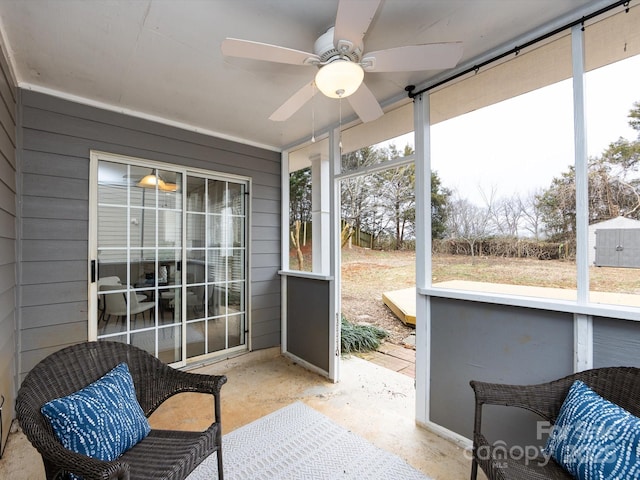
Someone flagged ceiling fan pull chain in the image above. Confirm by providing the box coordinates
[338,96,343,151]
[311,82,316,143]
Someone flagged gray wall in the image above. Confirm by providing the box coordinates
[594,316,640,367]
[17,89,281,379]
[0,40,16,454]
[430,299,574,449]
[430,299,640,450]
[286,276,330,372]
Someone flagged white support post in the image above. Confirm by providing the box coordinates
[572,25,593,372]
[572,24,589,305]
[574,314,593,372]
[311,153,331,275]
[281,150,290,354]
[329,127,341,382]
[414,92,432,425]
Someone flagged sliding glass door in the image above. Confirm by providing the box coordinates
[89,152,249,365]
[184,175,247,358]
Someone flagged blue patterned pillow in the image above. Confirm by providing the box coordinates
[544,380,640,479]
[41,363,151,466]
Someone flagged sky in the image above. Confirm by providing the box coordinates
[385,54,640,206]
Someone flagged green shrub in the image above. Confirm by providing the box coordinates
[341,316,388,354]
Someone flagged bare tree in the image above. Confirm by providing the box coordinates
[479,186,518,238]
[445,194,494,257]
[519,189,544,240]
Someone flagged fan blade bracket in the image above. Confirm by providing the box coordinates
[336,39,355,55]
[360,56,376,72]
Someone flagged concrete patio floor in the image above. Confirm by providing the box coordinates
[0,348,481,479]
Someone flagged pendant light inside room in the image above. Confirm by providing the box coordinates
[137,171,178,192]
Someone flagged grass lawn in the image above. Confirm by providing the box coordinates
[339,247,640,345]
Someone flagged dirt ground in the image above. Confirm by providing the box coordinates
[341,248,416,346]
[340,247,640,347]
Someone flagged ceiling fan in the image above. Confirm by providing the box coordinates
[221,0,463,124]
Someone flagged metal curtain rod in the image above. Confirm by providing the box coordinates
[405,0,632,99]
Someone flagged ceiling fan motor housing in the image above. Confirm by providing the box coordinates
[314,27,361,65]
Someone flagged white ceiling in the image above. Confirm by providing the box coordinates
[0,0,611,151]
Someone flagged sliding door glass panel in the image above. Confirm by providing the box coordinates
[185,176,247,358]
[95,157,248,363]
[186,322,206,358]
[207,318,226,352]
[97,162,183,362]
[228,314,245,348]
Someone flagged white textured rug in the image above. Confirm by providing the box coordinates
[186,401,431,480]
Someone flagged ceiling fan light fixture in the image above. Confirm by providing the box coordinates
[315,59,364,99]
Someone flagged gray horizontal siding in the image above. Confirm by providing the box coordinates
[0,263,14,293]
[21,260,86,284]
[21,321,87,351]
[22,196,89,220]
[21,280,88,307]
[251,304,281,351]
[0,174,15,215]
[21,301,87,328]
[0,150,16,191]
[252,240,281,255]
[0,39,16,454]
[251,266,281,282]
[21,218,88,240]
[22,239,87,262]
[252,278,280,296]
[0,235,15,264]
[23,173,88,200]
[21,150,89,179]
[252,292,280,310]
[253,197,279,215]
[18,89,281,377]
[252,225,279,241]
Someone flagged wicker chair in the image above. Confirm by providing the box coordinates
[470,366,640,480]
[16,341,227,480]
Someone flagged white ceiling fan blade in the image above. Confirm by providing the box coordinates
[222,38,319,65]
[362,43,464,72]
[269,82,316,122]
[333,0,381,51]
[347,82,383,123]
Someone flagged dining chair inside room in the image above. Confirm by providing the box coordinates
[99,284,155,332]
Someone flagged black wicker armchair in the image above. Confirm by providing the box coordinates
[470,366,640,480]
[16,341,227,480]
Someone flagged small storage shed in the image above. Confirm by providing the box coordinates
[589,217,640,267]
